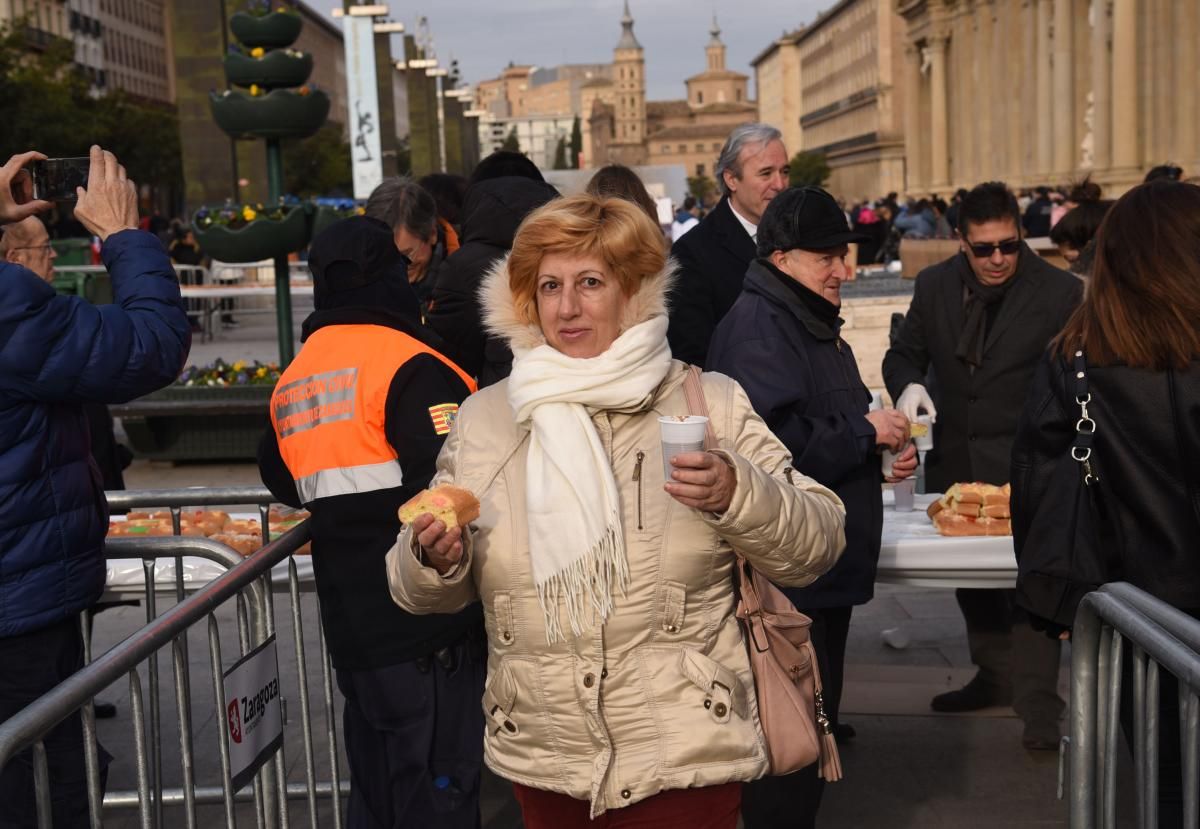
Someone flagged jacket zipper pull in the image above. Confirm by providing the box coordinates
[634,451,645,530]
[784,466,796,486]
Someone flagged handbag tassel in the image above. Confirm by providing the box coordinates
[815,689,844,782]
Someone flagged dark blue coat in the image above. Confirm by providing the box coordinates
[708,260,882,608]
[0,230,190,638]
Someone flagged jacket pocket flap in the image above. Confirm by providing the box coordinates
[678,648,748,720]
[493,592,515,646]
[481,664,519,736]
[660,581,686,634]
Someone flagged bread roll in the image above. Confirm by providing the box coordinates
[951,501,981,518]
[211,533,260,556]
[398,485,480,529]
[909,422,930,439]
[982,504,1011,519]
[926,498,946,519]
[933,513,978,536]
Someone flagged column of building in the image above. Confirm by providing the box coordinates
[903,43,923,194]
[928,33,950,189]
[1051,0,1075,177]
[1110,0,1138,171]
[1035,0,1054,179]
[1090,0,1111,172]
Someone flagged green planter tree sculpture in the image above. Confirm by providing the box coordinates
[200,4,331,363]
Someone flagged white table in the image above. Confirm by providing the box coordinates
[877,491,1017,589]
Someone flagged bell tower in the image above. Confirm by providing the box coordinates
[611,0,646,153]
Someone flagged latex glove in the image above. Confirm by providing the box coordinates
[896,383,937,423]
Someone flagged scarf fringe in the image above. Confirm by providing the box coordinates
[536,523,629,643]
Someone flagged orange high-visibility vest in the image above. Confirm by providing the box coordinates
[270,324,476,503]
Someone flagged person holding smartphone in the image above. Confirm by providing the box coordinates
[0,146,191,827]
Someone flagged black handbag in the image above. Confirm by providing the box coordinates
[1014,350,1121,628]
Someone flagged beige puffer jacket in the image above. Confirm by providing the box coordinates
[386,260,846,816]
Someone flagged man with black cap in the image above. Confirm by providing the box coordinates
[708,186,917,829]
[257,216,486,828]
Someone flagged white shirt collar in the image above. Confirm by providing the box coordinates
[727,200,758,242]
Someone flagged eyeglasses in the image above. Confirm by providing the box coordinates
[966,238,1021,258]
[8,244,53,254]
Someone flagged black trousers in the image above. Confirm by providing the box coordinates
[0,617,110,829]
[741,605,853,829]
[336,633,487,829]
[956,587,1064,725]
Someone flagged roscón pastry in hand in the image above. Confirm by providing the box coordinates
[398,485,480,529]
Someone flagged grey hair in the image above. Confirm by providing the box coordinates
[715,123,784,197]
[364,177,438,239]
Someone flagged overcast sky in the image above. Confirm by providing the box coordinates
[320,0,829,101]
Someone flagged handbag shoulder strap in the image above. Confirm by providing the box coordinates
[682,365,763,612]
[682,365,719,451]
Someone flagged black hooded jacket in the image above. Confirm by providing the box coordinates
[426,175,559,386]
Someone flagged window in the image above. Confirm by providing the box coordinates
[736,89,742,102]
[678,144,686,153]
[712,142,721,151]
[695,143,704,152]
[661,144,670,153]
[697,91,703,104]
[696,163,706,176]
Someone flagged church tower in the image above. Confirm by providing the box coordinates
[610,0,647,161]
[706,15,726,71]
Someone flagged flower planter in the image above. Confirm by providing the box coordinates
[210,88,330,140]
[229,11,302,50]
[113,385,274,462]
[192,203,312,262]
[223,50,313,89]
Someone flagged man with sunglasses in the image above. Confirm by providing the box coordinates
[883,182,1082,750]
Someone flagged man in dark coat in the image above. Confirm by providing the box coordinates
[883,181,1083,749]
[709,187,916,829]
[667,122,790,366]
[0,146,191,826]
[425,152,559,386]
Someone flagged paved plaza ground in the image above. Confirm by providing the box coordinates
[85,308,1134,827]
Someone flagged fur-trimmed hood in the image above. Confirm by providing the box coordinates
[479,254,677,355]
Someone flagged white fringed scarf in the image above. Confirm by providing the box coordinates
[507,315,672,641]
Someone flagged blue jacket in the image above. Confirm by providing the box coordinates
[708,260,882,608]
[0,230,190,638]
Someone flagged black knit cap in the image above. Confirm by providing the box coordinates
[756,186,869,257]
[308,215,403,294]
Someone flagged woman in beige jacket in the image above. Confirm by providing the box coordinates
[386,194,846,827]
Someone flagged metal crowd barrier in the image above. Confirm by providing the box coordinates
[0,487,349,828]
[1068,582,1200,828]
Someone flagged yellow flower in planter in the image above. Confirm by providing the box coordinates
[242,206,257,222]
[233,360,247,372]
[250,47,265,58]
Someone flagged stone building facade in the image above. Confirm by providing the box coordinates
[898,0,1198,196]
[751,29,804,158]
[588,9,756,175]
[794,0,907,202]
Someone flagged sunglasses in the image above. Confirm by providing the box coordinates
[966,238,1021,258]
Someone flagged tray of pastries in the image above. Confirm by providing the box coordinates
[926,483,1011,537]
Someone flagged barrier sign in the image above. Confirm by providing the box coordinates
[223,635,284,792]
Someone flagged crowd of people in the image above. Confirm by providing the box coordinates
[0,120,1197,829]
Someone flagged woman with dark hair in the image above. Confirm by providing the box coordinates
[585,164,660,227]
[1048,179,1111,276]
[1012,179,1200,827]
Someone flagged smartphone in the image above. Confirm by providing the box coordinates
[30,157,90,202]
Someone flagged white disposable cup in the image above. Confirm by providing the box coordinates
[881,447,898,477]
[914,414,934,452]
[659,416,709,480]
[893,478,916,511]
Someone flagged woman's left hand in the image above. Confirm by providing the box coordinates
[666,451,736,514]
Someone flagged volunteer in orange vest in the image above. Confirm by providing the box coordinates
[257,215,484,829]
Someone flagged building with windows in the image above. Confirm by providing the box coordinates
[588,9,756,177]
[751,29,804,164]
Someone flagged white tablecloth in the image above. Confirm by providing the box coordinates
[877,491,1017,588]
[104,493,1018,596]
